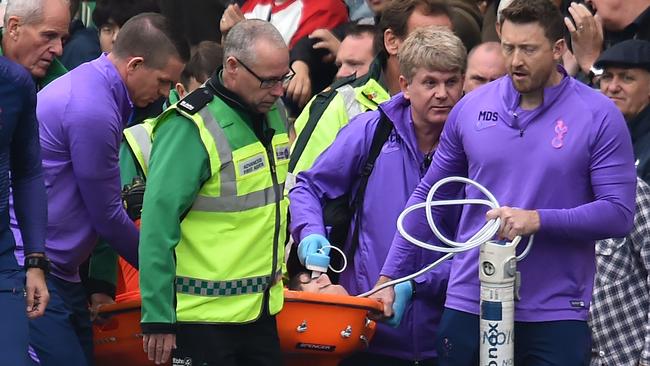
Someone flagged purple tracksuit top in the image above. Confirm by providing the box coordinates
[290,93,451,361]
[10,54,139,282]
[382,67,636,322]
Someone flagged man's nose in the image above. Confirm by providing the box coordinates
[336,65,354,79]
[433,84,448,100]
[315,273,330,285]
[511,49,525,68]
[271,82,285,97]
[51,38,64,56]
[606,78,623,94]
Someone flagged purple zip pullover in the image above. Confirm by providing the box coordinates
[10,54,139,282]
[382,67,636,322]
[290,93,451,361]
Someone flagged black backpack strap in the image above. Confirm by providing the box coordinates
[288,73,357,173]
[347,109,393,261]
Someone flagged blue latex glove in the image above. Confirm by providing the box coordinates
[384,280,414,328]
[297,234,331,265]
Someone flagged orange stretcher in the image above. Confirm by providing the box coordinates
[93,290,383,366]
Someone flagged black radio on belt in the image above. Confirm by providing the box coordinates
[122,176,146,221]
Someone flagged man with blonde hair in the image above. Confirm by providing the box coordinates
[289,26,466,365]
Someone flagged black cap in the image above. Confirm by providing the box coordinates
[594,39,650,71]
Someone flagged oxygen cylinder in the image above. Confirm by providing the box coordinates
[479,240,517,366]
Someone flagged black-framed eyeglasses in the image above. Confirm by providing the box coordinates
[235,57,295,89]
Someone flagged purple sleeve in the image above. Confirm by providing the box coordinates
[67,113,139,267]
[413,258,451,302]
[381,103,468,280]
[11,77,46,255]
[289,112,377,242]
[538,104,636,240]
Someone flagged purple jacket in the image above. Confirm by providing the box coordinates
[10,54,139,282]
[383,67,636,322]
[289,93,451,361]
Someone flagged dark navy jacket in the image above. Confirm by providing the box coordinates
[0,56,46,270]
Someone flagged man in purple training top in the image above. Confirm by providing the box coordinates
[372,0,637,364]
[9,13,188,366]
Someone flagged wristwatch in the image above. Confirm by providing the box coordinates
[25,255,51,275]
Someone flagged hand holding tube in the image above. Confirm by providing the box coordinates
[297,234,331,265]
[383,280,414,328]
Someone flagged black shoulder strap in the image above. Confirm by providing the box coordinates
[355,110,393,204]
[177,87,214,115]
[288,73,357,173]
[347,109,393,261]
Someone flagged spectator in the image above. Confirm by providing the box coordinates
[60,0,102,70]
[238,0,348,49]
[1,0,69,88]
[595,39,650,182]
[373,0,636,364]
[588,36,650,366]
[463,41,506,93]
[9,13,188,366]
[590,178,650,366]
[335,24,376,79]
[564,0,650,81]
[92,0,160,53]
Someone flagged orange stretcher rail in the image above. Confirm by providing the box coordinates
[93,290,383,366]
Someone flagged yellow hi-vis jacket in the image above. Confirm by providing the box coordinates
[140,88,289,325]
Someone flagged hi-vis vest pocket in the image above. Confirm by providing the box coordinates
[232,143,270,183]
[238,153,267,176]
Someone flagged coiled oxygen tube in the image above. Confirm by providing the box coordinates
[356,176,534,365]
[358,176,533,298]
